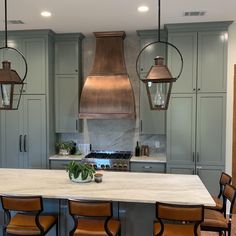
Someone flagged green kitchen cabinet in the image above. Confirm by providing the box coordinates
[54,33,84,133]
[165,22,231,195]
[167,93,226,194]
[167,93,226,167]
[0,30,55,169]
[166,22,231,94]
[130,161,166,173]
[137,30,167,134]
[0,95,46,168]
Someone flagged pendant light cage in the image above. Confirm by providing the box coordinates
[0,0,28,110]
[135,0,184,110]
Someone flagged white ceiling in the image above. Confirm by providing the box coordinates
[0,0,235,36]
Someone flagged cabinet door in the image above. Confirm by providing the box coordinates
[140,76,166,134]
[196,93,226,166]
[23,95,46,168]
[0,100,24,168]
[197,166,224,195]
[168,32,197,93]
[139,37,166,74]
[55,75,79,133]
[55,41,78,74]
[167,165,195,175]
[198,31,227,92]
[23,38,46,94]
[167,94,196,165]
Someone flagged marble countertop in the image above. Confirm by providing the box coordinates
[130,154,166,163]
[49,154,166,163]
[49,154,85,161]
[0,168,214,206]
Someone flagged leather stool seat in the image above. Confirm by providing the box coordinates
[201,209,228,229]
[6,213,58,235]
[73,219,120,236]
[154,222,201,236]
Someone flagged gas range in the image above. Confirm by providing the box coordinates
[82,150,132,171]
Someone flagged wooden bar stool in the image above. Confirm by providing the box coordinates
[205,172,232,212]
[0,195,58,236]
[154,202,204,236]
[68,199,120,236]
[201,184,236,236]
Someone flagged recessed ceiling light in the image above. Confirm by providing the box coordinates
[41,11,52,17]
[138,5,149,13]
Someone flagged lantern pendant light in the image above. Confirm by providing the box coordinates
[136,0,183,110]
[0,0,28,110]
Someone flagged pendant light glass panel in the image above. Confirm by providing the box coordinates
[146,81,172,110]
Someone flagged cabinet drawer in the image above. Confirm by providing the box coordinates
[130,162,166,173]
[49,160,81,170]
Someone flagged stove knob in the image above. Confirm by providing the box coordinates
[113,164,117,168]
[93,164,97,170]
[105,164,110,169]
[101,164,105,169]
[118,164,123,168]
[123,164,128,169]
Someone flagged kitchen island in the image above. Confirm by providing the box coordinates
[0,169,214,236]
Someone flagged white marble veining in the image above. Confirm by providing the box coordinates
[49,155,85,161]
[130,154,166,163]
[0,169,215,206]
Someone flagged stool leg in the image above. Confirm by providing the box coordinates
[56,220,59,236]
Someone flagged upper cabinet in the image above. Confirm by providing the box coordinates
[137,30,167,134]
[0,30,54,95]
[54,33,84,133]
[166,22,231,94]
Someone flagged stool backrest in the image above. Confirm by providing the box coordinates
[155,202,204,236]
[223,184,236,216]
[69,200,112,217]
[218,172,232,198]
[1,195,43,212]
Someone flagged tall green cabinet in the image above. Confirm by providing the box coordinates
[0,30,55,168]
[54,33,84,133]
[165,22,232,195]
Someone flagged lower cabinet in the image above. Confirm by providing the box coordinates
[49,159,81,169]
[0,95,46,168]
[130,162,166,173]
[167,164,224,195]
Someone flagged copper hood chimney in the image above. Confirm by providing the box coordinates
[79,31,135,119]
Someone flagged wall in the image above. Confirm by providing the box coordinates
[226,22,236,174]
[60,33,165,155]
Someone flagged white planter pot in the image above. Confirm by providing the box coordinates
[70,174,93,183]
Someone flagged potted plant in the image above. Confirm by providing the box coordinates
[66,161,95,183]
[56,141,76,155]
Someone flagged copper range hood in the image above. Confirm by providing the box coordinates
[79,31,135,119]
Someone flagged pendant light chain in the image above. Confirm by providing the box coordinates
[158,0,161,42]
[4,0,8,48]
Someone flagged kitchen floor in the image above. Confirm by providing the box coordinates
[201,214,236,236]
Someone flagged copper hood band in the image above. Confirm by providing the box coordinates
[79,31,135,119]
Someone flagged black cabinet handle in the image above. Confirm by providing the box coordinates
[19,135,22,152]
[24,135,27,152]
